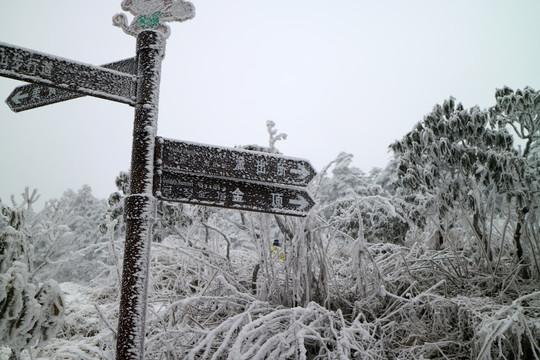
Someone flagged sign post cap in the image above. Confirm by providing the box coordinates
[113,0,196,38]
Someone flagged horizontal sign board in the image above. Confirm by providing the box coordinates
[6,57,137,112]
[155,137,317,187]
[154,169,315,216]
[0,42,136,105]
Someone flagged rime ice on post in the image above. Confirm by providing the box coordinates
[114,1,195,360]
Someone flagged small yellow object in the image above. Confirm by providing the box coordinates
[271,245,285,261]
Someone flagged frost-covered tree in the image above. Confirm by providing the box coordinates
[0,190,64,360]
[491,87,540,161]
[490,86,540,277]
[390,97,524,261]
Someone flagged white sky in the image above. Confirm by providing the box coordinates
[1,1,540,209]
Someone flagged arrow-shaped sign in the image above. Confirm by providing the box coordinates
[9,91,28,105]
[0,42,136,106]
[155,137,317,187]
[289,194,311,211]
[290,164,312,181]
[154,169,315,217]
[6,57,137,112]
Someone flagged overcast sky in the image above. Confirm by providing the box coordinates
[1,1,540,209]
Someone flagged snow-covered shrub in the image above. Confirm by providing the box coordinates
[317,153,409,245]
[30,186,109,284]
[0,192,64,359]
[473,291,540,359]
[186,301,384,360]
[347,242,540,359]
[30,282,118,360]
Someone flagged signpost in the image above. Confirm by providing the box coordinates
[0,1,316,359]
[155,168,315,216]
[154,136,315,216]
[156,137,316,186]
[116,30,164,360]
[6,57,137,112]
[0,42,136,105]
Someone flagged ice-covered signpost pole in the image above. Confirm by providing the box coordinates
[113,1,195,359]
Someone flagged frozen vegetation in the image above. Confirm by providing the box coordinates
[1,88,540,359]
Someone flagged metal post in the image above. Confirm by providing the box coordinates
[116,30,165,360]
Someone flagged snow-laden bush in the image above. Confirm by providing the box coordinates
[186,300,383,360]
[29,186,109,284]
[0,190,64,360]
[317,153,409,245]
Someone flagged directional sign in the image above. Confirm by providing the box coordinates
[155,137,317,187]
[0,42,136,105]
[6,57,137,112]
[154,169,315,216]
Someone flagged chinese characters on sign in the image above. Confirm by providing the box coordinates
[6,57,137,112]
[155,169,314,216]
[0,47,53,77]
[0,42,137,106]
[153,137,316,216]
[156,137,316,186]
